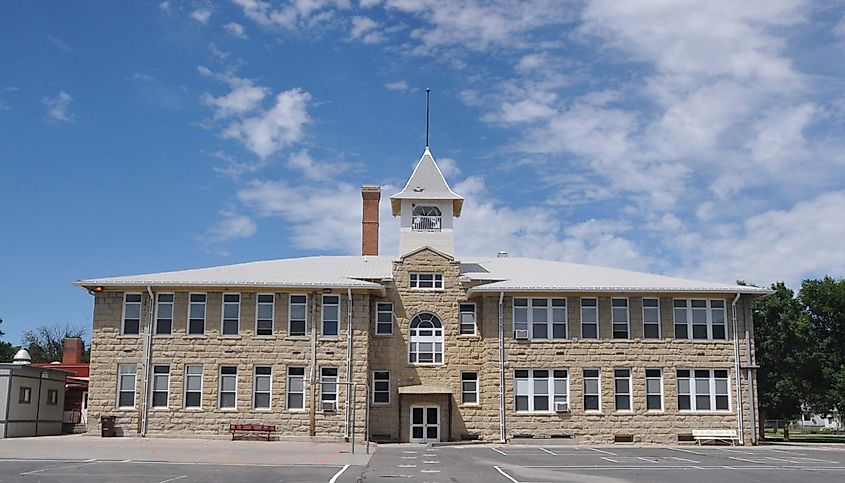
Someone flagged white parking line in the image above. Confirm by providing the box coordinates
[588,448,617,455]
[398,464,416,468]
[157,476,187,483]
[494,465,520,483]
[671,456,700,463]
[539,447,556,455]
[491,447,508,456]
[328,464,350,483]
[20,459,99,475]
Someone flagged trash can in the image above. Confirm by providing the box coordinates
[101,416,116,437]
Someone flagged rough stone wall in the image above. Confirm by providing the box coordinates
[87,290,371,439]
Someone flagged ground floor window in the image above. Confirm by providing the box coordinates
[184,365,202,408]
[461,372,479,405]
[583,369,600,411]
[219,366,237,409]
[646,369,663,411]
[677,369,729,411]
[151,365,170,408]
[514,369,568,412]
[372,371,390,404]
[117,363,136,408]
[320,367,338,410]
[254,366,272,410]
[287,367,305,410]
[614,368,632,411]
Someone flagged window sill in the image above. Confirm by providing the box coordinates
[584,410,603,414]
[219,335,242,339]
[512,338,570,343]
[253,408,273,412]
[152,335,174,338]
[645,410,665,414]
[373,333,394,337]
[371,402,391,407]
[678,410,733,414]
[287,409,307,413]
[150,407,171,412]
[408,363,445,367]
[253,335,276,339]
[183,407,204,412]
[286,336,309,340]
[457,335,480,339]
[219,408,238,412]
[320,336,341,340]
[513,411,560,415]
[116,407,136,411]
[613,410,634,414]
[460,403,480,408]
[185,335,208,339]
[409,288,445,292]
[117,335,141,339]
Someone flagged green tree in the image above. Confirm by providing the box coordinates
[799,276,845,416]
[20,323,87,363]
[753,282,811,439]
[0,318,20,363]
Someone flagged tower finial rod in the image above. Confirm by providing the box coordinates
[425,88,430,148]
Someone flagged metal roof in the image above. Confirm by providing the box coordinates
[390,148,464,216]
[75,252,771,296]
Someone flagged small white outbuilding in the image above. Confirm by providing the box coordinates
[0,349,69,438]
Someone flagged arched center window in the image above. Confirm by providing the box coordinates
[408,313,444,364]
[411,206,442,232]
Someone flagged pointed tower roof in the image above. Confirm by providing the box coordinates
[390,148,464,216]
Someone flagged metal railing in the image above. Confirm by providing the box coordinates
[412,215,442,232]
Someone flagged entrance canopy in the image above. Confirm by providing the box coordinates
[398,385,452,395]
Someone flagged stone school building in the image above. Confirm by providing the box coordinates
[77,147,770,444]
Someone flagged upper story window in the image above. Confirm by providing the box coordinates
[673,299,727,340]
[122,293,142,335]
[322,295,340,337]
[408,313,443,364]
[642,298,661,339]
[188,293,207,335]
[155,293,174,335]
[580,298,598,339]
[289,294,308,337]
[459,303,477,336]
[222,294,240,336]
[611,298,629,339]
[409,273,443,290]
[513,298,566,340]
[256,294,274,336]
[411,205,442,232]
[376,303,394,336]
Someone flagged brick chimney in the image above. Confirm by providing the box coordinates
[63,337,84,364]
[361,185,381,256]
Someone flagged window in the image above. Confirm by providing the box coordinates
[372,371,390,404]
[47,389,59,405]
[674,299,728,340]
[222,293,240,335]
[322,295,340,337]
[19,386,32,404]
[320,367,338,405]
[677,369,730,411]
[122,293,142,335]
[376,303,393,335]
[117,363,136,408]
[645,369,663,411]
[461,372,479,405]
[289,294,307,336]
[612,298,629,339]
[188,293,206,335]
[642,298,661,339]
[513,298,567,340]
[254,366,272,410]
[256,294,274,336]
[614,369,632,411]
[581,298,598,339]
[408,313,444,364]
[514,369,568,412]
[219,366,237,409]
[411,205,442,231]
[287,367,305,410]
[155,293,174,335]
[152,365,169,408]
[583,369,601,411]
[459,303,477,336]
[184,365,202,408]
[409,273,443,290]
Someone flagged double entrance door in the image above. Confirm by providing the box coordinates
[410,405,439,443]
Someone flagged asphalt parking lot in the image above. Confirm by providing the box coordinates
[0,459,359,483]
[361,443,845,482]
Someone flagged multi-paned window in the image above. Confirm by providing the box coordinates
[287,367,305,410]
[155,293,174,335]
[184,365,202,408]
[322,295,340,337]
[673,299,727,340]
[677,369,730,411]
[117,363,136,408]
[122,293,142,335]
[459,303,477,336]
[581,298,598,339]
[219,365,237,409]
[222,293,240,335]
[642,298,661,339]
[514,298,567,340]
[376,303,393,335]
[151,365,170,408]
[372,371,390,404]
[611,298,629,339]
[645,368,663,411]
[47,389,59,405]
[461,371,479,405]
[409,272,443,290]
[253,366,272,410]
[408,313,444,364]
[255,294,274,336]
[289,295,307,337]
[19,386,32,404]
[583,368,601,411]
[514,369,568,412]
[320,367,338,407]
[188,293,207,335]
[614,368,632,411]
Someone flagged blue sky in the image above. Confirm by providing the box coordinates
[1,0,844,345]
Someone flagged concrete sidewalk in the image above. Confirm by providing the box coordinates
[0,434,374,466]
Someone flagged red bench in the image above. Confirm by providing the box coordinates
[229,424,276,441]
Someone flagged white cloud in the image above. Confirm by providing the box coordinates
[42,91,74,123]
[207,211,257,242]
[224,22,247,39]
[434,156,460,179]
[201,73,269,119]
[286,149,352,181]
[349,16,384,44]
[159,1,171,12]
[191,8,212,24]
[385,80,409,91]
[232,0,351,31]
[222,88,312,159]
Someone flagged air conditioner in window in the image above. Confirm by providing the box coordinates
[554,402,570,413]
[514,329,529,340]
[321,401,337,412]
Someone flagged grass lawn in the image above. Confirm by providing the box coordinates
[763,429,845,443]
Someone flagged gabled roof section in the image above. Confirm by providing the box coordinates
[399,245,455,262]
[390,147,464,217]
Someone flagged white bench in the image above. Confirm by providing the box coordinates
[692,429,739,446]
